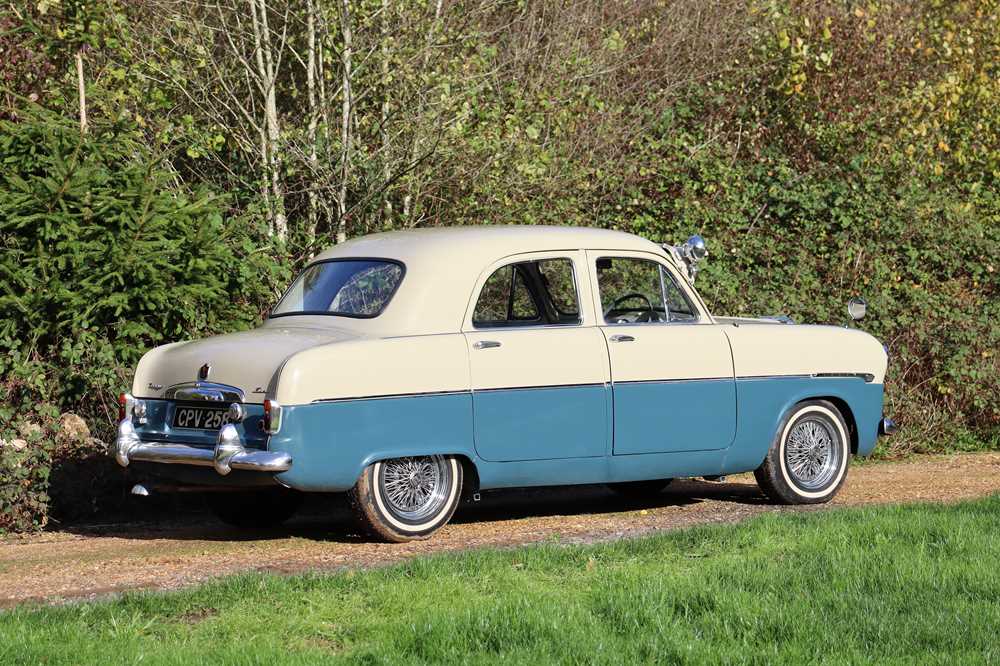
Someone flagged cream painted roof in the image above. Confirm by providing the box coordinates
[312,225,664,265]
[270,226,673,336]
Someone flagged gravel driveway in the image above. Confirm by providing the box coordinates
[2,452,999,607]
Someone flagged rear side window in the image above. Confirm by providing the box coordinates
[473,265,540,324]
[473,258,580,328]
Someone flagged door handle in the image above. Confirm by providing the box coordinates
[473,340,502,350]
[609,334,635,343]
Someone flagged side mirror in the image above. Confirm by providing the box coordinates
[847,297,867,321]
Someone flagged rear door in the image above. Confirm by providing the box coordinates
[586,251,737,455]
[464,252,611,462]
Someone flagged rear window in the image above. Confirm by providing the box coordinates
[270,259,404,318]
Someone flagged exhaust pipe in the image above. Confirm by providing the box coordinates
[131,484,150,497]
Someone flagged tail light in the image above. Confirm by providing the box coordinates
[263,399,283,434]
[118,393,134,421]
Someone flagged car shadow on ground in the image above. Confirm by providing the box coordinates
[452,478,767,524]
[61,478,769,544]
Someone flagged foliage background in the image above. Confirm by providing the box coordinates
[1,0,997,530]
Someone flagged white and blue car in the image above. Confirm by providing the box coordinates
[114,226,895,541]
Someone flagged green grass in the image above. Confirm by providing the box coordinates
[4,498,1000,665]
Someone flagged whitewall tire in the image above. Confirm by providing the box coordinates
[348,455,463,542]
[754,400,850,505]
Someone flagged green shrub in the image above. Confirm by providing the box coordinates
[0,105,289,530]
[0,410,58,532]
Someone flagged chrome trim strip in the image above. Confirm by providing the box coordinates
[164,381,245,403]
[475,383,606,393]
[813,372,876,383]
[313,389,471,404]
[615,377,732,386]
[737,373,876,383]
[314,383,610,403]
[311,373,877,405]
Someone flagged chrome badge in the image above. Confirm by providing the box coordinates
[198,363,212,380]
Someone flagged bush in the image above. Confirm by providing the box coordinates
[0,409,57,532]
[0,105,289,531]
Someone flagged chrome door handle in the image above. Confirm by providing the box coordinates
[609,334,635,343]
[473,340,502,350]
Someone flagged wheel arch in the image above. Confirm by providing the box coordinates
[455,454,481,496]
[811,395,858,454]
[724,376,878,476]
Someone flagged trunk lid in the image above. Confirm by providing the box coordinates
[132,323,360,402]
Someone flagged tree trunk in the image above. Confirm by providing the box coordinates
[76,50,88,135]
[306,0,320,242]
[403,0,444,225]
[336,0,353,244]
[380,0,392,229]
[250,0,287,241]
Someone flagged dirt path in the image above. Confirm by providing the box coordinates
[2,452,1000,607]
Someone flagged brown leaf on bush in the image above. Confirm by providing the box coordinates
[17,422,41,440]
[57,413,91,445]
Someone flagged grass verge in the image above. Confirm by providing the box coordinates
[3,497,1000,664]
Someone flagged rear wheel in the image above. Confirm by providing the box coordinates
[754,400,850,504]
[607,479,673,499]
[348,455,463,542]
[206,488,303,528]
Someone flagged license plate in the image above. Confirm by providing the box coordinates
[172,405,231,430]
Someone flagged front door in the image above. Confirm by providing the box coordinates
[587,252,737,455]
[465,253,611,462]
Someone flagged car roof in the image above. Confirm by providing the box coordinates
[278,226,674,337]
[311,225,665,265]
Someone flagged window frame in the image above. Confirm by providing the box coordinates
[468,254,585,331]
[268,257,407,320]
[658,261,699,323]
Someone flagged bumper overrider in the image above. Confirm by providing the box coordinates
[113,400,292,476]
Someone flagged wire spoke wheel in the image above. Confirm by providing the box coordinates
[377,455,451,524]
[784,417,841,491]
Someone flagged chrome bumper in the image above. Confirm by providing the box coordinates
[878,417,898,436]
[114,420,292,476]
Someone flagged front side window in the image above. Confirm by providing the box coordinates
[596,257,696,324]
[473,258,580,328]
[271,259,404,318]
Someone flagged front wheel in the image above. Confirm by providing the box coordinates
[348,455,463,542]
[755,400,850,504]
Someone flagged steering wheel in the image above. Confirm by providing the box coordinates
[606,292,655,323]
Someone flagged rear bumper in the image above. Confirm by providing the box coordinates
[114,420,292,476]
[878,417,898,436]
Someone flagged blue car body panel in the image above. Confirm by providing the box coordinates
[611,378,737,455]
[134,376,883,492]
[472,384,611,462]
